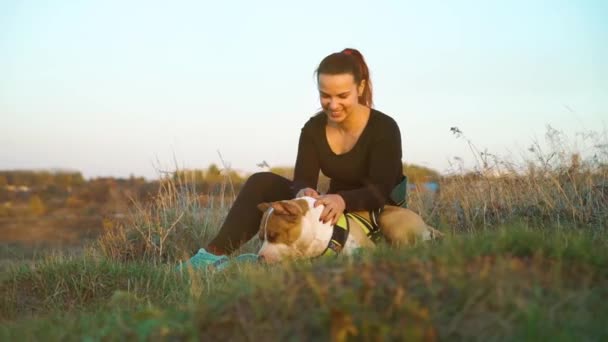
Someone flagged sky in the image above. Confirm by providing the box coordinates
[1,0,607,180]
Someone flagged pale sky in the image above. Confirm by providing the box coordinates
[1,0,606,179]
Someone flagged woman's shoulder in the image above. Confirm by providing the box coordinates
[301,110,326,131]
[370,108,400,131]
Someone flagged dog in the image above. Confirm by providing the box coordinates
[256,196,443,263]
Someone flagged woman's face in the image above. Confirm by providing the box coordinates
[318,73,365,124]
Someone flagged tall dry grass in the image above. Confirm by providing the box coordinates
[410,125,607,231]
[98,168,235,264]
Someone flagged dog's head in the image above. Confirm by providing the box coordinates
[256,196,331,263]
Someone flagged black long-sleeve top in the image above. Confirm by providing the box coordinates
[292,108,405,211]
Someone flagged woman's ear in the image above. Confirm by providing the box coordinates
[357,79,366,97]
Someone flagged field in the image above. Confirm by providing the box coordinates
[1,128,607,341]
[1,225,607,341]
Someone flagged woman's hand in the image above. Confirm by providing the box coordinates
[296,187,320,198]
[314,194,346,225]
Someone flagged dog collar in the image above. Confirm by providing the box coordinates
[260,207,274,240]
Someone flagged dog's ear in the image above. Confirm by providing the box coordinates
[257,202,272,212]
[262,200,303,216]
[281,201,303,216]
[270,202,289,215]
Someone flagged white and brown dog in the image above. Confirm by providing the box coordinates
[256,196,443,263]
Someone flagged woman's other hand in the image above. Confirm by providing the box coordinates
[314,194,346,225]
[296,187,320,198]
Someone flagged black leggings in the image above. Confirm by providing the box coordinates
[207,172,294,254]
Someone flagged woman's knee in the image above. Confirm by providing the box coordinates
[242,172,293,198]
[247,171,278,183]
[245,172,287,186]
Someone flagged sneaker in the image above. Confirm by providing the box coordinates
[178,248,228,271]
[177,249,261,273]
[212,253,260,271]
[235,253,260,264]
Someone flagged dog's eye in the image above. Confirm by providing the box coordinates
[267,232,279,242]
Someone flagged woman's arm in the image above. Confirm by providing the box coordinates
[292,127,321,197]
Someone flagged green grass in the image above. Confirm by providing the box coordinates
[2,225,607,341]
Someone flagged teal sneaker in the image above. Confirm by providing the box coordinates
[235,253,260,263]
[177,248,228,271]
[212,253,260,271]
[177,249,260,272]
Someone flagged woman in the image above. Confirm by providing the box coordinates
[193,48,406,266]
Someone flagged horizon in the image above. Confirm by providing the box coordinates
[1,1,606,180]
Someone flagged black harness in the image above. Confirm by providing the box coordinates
[317,208,384,257]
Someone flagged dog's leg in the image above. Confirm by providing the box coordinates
[427,226,445,240]
[378,206,436,246]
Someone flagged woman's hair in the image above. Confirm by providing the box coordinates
[315,48,373,107]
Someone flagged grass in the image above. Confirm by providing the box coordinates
[1,226,607,341]
[1,125,607,340]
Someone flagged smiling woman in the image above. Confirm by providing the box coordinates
[192,48,408,259]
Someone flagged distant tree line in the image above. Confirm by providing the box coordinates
[0,163,443,218]
[0,170,85,189]
[0,171,155,218]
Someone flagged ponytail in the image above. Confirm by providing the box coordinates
[315,48,373,107]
